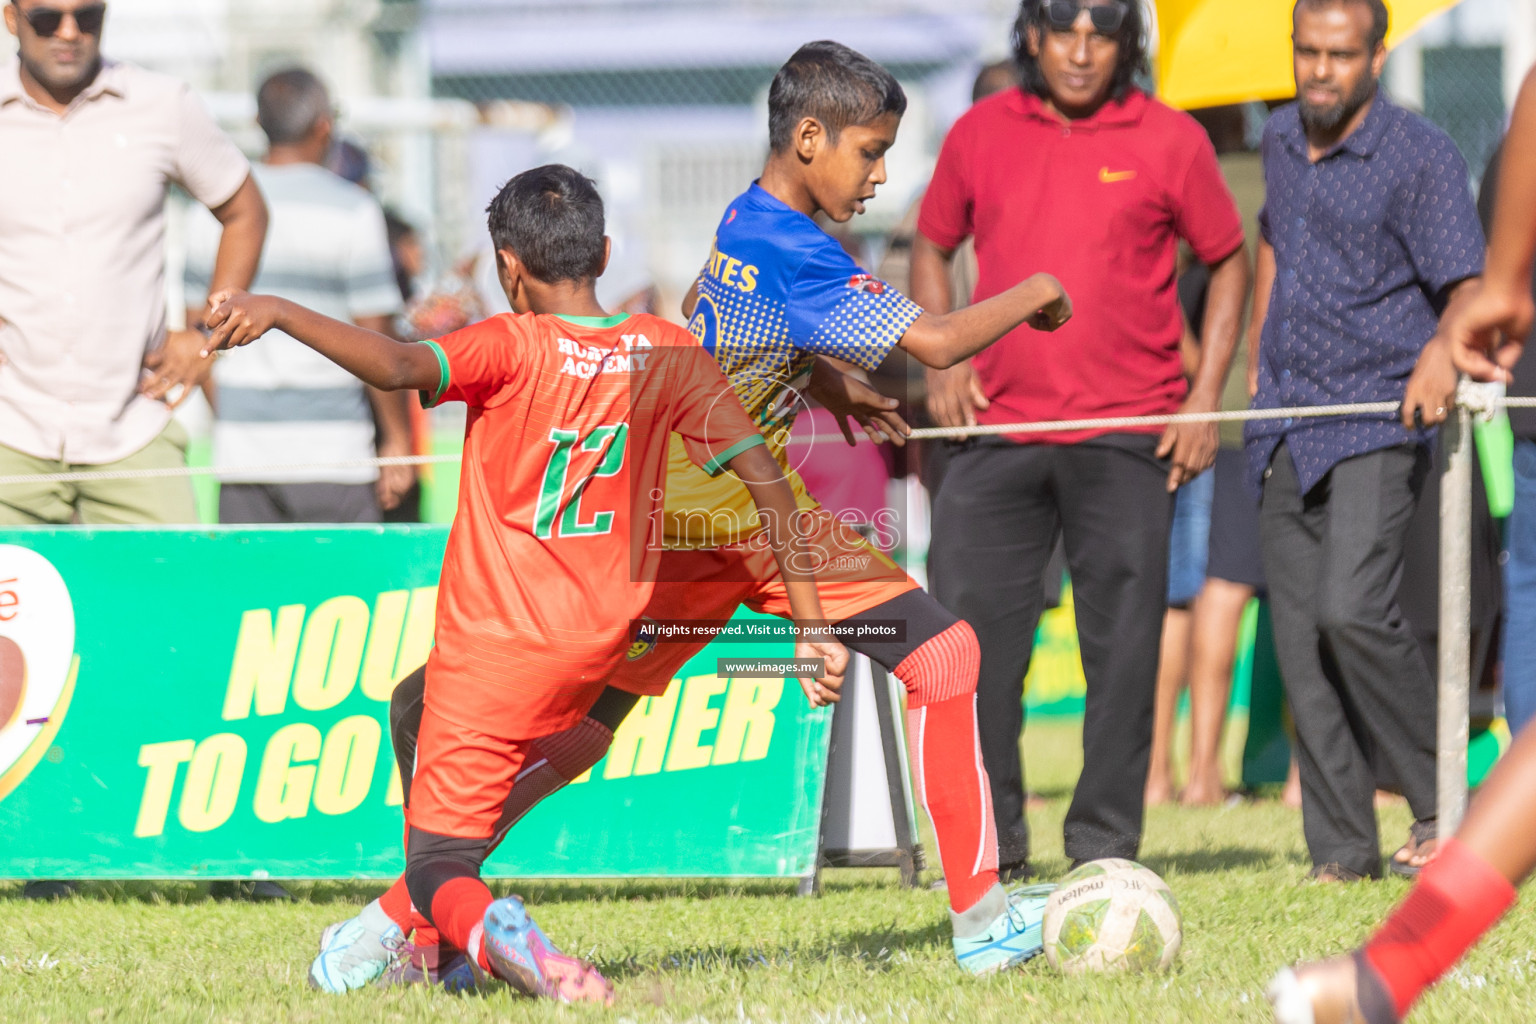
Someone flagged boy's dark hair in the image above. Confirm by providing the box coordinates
[1294,0,1389,50]
[767,41,907,153]
[485,164,605,285]
[256,67,331,147]
[1012,1,1149,106]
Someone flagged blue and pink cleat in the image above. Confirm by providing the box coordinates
[479,895,614,1005]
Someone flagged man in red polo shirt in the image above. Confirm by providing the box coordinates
[911,0,1249,874]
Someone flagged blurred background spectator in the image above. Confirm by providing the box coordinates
[186,68,414,526]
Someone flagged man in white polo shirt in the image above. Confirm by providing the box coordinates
[185,67,412,522]
[0,0,267,525]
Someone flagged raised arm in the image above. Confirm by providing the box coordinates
[205,291,441,394]
[727,443,849,706]
[897,269,1071,369]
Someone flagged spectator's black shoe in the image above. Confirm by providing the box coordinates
[210,880,293,902]
[22,880,78,900]
[998,860,1036,884]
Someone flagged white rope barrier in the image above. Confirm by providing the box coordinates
[4,390,1529,487]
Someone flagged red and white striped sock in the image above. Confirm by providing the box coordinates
[896,621,999,915]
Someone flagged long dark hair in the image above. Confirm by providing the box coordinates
[1012,1,1149,105]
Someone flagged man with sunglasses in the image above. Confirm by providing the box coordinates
[912,0,1250,876]
[1,1,266,900]
[0,0,267,529]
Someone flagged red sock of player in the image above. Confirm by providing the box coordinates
[429,876,497,973]
[377,875,421,932]
[896,621,999,915]
[1363,838,1518,1017]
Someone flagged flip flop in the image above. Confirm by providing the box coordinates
[1389,818,1437,879]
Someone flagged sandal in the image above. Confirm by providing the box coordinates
[1390,819,1438,878]
[1308,862,1370,883]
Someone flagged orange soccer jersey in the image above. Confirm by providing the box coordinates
[419,311,764,739]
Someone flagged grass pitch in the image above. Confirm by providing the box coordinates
[3,719,1533,1023]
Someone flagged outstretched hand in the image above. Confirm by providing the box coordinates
[203,289,287,355]
[1437,280,1534,384]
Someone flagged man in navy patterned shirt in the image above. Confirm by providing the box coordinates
[1245,0,1484,884]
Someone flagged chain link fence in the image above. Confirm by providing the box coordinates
[1423,44,1507,180]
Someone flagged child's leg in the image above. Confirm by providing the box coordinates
[402,706,528,966]
[1272,723,1536,1023]
[375,678,633,940]
[837,588,1001,920]
[403,705,610,1003]
[1358,722,1536,1017]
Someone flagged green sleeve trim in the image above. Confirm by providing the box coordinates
[702,434,767,477]
[420,339,450,408]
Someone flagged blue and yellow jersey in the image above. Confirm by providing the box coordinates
[664,183,923,546]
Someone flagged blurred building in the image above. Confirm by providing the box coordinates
[97,0,1536,313]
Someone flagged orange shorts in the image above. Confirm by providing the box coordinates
[612,512,918,695]
[407,701,559,838]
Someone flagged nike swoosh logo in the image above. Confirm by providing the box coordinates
[1099,167,1137,183]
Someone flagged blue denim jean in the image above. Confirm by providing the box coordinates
[1502,438,1536,735]
[1167,468,1214,607]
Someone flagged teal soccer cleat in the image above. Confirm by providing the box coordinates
[307,902,406,993]
[953,883,1054,976]
[480,895,614,1005]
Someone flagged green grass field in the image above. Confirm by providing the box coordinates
[3,719,1532,1023]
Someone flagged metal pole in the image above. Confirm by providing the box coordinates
[1437,398,1473,835]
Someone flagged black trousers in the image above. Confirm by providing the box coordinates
[1259,443,1437,876]
[930,436,1173,864]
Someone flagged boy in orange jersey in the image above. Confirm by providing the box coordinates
[204,164,846,1004]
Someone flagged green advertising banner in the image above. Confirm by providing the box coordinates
[0,527,829,880]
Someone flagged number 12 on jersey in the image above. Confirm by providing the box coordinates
[533,424,629,540]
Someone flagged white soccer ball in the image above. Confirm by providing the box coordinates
[1042,858,1182,974]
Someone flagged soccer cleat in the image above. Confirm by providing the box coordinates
[308,903,406,994]
[953,882,1054,976]
[1267,952,1400,1024]
[480,895,614,1005]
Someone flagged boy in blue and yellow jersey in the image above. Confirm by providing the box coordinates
[619,40,1074,977]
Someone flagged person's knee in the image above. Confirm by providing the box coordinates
[896,620,980,708]
[1315,589,1382,647]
